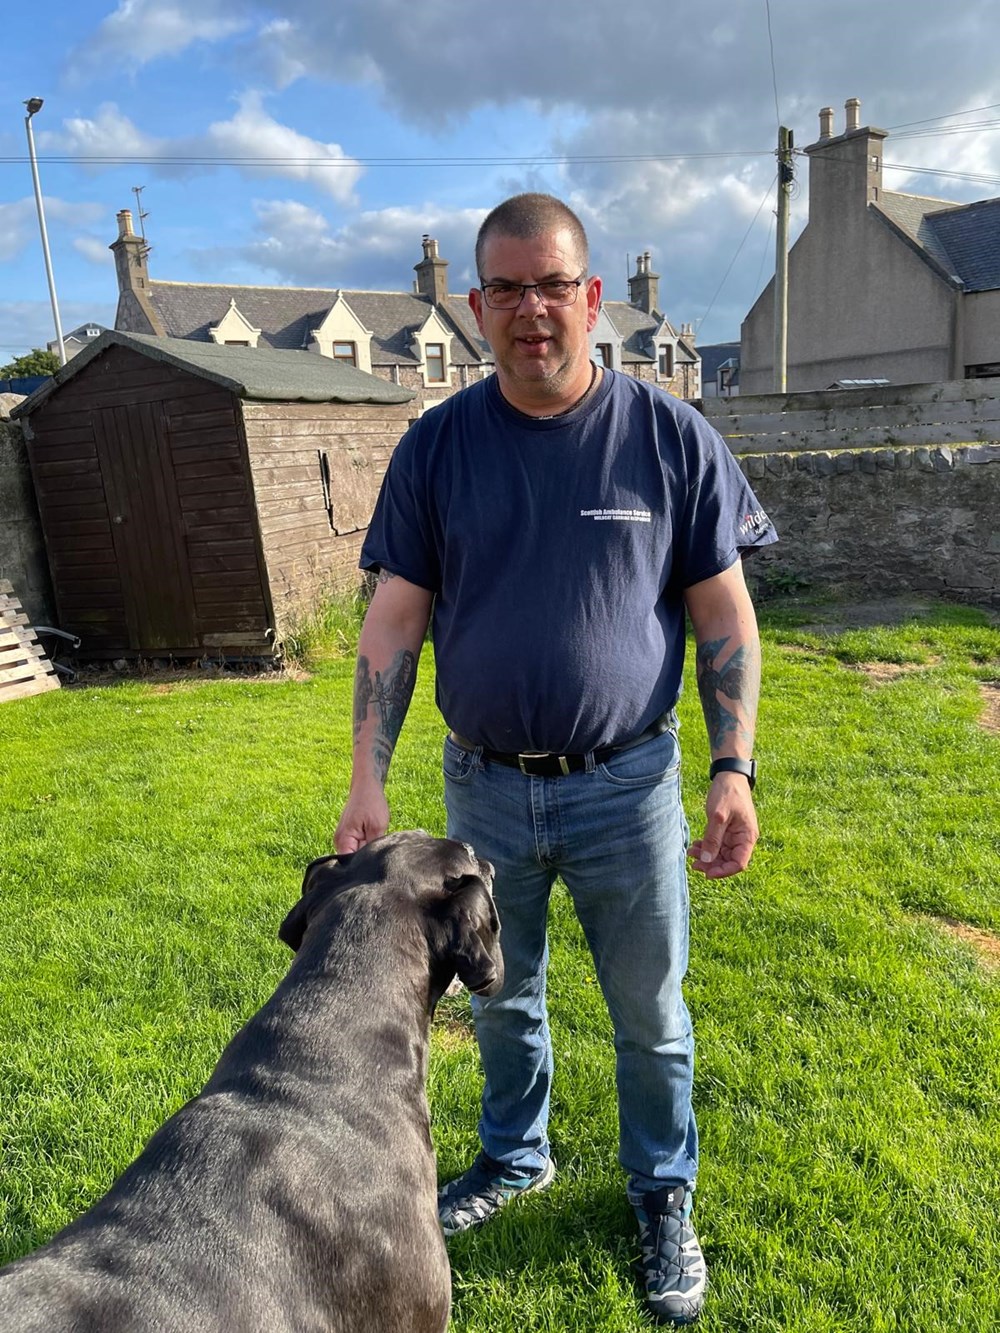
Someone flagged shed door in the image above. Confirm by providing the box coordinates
[94,402,199,651]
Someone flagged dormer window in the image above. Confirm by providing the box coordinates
[332,341,357,366]
[658,345,674,379]
[425,343,446,384]
[595,343,613,368]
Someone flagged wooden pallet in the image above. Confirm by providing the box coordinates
[0,580,60,703]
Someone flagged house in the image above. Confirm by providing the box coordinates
[112,213,490,411]
[741,98,1000,393]
[594,252,700,398]
[49,322,106,360]
[698,342,741,398]
[111,211,701,404]
[12,330,415,658]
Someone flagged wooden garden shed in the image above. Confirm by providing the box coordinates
[13,331,415,658]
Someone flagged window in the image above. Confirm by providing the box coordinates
[595,343,613,368]
[425,343,446,383]
[332,341,357,366]
[225,340,250,346]
[966,362,1000,378]
[658,345,674,379]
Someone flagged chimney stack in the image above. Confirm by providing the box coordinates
[819,106,834,139]
[109,205,165,334]
[845,97,861,132]
[628,250,660,314]
[414,234,448,305]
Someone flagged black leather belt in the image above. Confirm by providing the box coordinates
[449,712,674,779]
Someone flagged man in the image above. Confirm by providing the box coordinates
[335,193,776,1327]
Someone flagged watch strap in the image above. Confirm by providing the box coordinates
[709,757,757,789]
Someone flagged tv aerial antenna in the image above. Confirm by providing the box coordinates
[131,185,151,255]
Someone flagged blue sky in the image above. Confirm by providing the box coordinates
[3,0,999,363]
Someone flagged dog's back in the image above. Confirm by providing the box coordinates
[0,832,502,1333]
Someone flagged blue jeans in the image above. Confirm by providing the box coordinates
[443,721,697,1198]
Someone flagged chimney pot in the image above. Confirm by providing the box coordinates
[845,97,861,132]
[117,209,135,239]
[819,106,834,139]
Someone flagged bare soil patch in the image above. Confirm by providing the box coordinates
[979,682,1000,735]
[930,916,1000,972]
[847,658,942,683]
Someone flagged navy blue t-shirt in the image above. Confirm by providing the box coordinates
[361,369,776,754]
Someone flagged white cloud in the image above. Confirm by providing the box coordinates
[206,198,485,289]
[51,103,159,160]
[0,200,37,264]
[0,198,103,264]
[73,236,115,265]
[42,95,363,203]
[202,93,363,202]
[67,0,251,76]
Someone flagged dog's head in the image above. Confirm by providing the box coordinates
[279,830,503,1002]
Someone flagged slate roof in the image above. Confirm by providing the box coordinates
[135,281,489,366]
[698,341,741,383]
[11,330,415,419]
[923,197,1000,293]
[602,301,658,362]
[877,191,1000,292]
[601,302,698,366]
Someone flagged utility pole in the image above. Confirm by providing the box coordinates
[773,126,794,393]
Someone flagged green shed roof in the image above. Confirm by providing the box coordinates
[12,329,416,418]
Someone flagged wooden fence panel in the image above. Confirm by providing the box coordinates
[697,378,1000,453]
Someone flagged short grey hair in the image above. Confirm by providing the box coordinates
[475,193,589,277]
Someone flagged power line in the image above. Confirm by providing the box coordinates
[885,101,1000,131]
[696,171,778,336]
[883,160,1000,187]
[0,149,770,168]
[797,146,1000,189]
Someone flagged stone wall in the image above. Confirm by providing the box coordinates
[738,443,1000,608]
[0,419,54,627]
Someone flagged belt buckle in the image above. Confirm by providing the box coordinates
[517,752,570,776]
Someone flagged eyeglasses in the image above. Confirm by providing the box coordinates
[479,274,587,310]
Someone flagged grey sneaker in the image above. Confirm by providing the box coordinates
[437,1152,556,1236]
[633,1184,707,1325]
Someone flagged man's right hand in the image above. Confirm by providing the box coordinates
[334,784,390,854]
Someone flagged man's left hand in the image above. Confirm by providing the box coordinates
[688,772,759,879]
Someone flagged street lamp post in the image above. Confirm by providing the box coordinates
[24,96,66,366]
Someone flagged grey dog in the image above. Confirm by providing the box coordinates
[0,830,503,1332]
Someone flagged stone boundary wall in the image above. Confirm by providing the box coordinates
[4,411,1000,640]
[0,420,54,628]
[737,442,1000,609]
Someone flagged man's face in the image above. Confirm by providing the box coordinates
[469,227,602,411]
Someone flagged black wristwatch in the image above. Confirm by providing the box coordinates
[709,757,757,790]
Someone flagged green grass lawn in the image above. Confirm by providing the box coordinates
[1,596,999,1330]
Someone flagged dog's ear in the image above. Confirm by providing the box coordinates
[279,853,357,952]
[301,852,351,897]
[445,877,503,996]
[278,896,311,952]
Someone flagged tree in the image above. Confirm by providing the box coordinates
[0,348,60,379]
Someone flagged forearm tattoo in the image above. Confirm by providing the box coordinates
[695,635,760,753]
[353,649,417,783]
